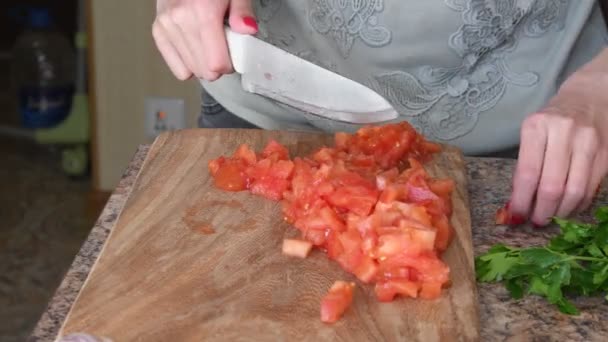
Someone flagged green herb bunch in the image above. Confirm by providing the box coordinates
[475,206,608,315]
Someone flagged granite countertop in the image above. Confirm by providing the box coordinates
[28,145,608,342]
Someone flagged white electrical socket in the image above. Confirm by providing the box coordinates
[145,97,186,139]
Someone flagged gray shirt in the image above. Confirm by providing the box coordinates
[202,0,608,155]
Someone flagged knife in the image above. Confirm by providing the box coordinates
[210,26,399,124]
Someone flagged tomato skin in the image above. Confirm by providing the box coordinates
[320,281,355,323]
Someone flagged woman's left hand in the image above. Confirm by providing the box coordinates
[509,63,608,226]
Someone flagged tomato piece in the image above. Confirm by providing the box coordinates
[233,144,257,165]
[374,280,419,301]
[334,132,351,149]
[429,179,454,197]
[378,185,404,203]
[320,281,355,323]
[326,231,344,260]
[319,206,346,232]
[391,280,420,298]
[336,230,364,273]
[354,256,379,283]
[376,228,436,258]
[407,183,440,204]
[419,281,443,299]
[495,205,511,225]
[313,147,336,163]
[208,156,223,176]
[327,186,378,217]
[261,140,289,160]
[382,254,450,285]
[282,239,313,258]
[304,228,327,246]
[432,214,453,253]
[377,266,410,282]
[212,159,248,191]
[375,281,397,302]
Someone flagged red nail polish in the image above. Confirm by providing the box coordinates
[243,16,258,31]
[510,215,526,226]
[505,201,510,210]
[532,222,544,228]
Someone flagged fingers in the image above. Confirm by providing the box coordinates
[158,11,200,79]
[577,149,608,212]
[152,19,192,80]
[153,0,248,81]
[170,5,212,79]
[509,115,548,221]
[196,1,233,81]
[228,0,258,34]
[530,117,573,225]
[556,128,599,217]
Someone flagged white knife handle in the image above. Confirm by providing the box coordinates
[224,26,248,74]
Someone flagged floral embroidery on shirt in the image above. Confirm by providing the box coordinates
[308,0,392,58]
[254,0,295,47]
[372,0,570,141]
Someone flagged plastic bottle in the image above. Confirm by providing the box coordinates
[11,7,76,129]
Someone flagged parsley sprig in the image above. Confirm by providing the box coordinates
[475,206,608,315]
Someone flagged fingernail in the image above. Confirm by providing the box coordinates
[532,222,544,229]
[243,16,258,31]
[510,215,526,225]
[505,201,511,210]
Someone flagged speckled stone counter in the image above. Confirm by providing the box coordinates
[28,145,608,342]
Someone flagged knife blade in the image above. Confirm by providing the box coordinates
[215,27,399,124]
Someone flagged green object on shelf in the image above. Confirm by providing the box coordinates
[34,93,89,144]
[62,144,88,176]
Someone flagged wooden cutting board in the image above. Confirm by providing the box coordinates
[59,128,480,341]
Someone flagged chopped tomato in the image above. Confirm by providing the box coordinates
[374,280,419,301]
[209,122,456,322]
[419,281,443,299]
[261,139,289,160]
[210,158,247,191]
[429,179,454,197]
[325,230,344,260]
[282,239,313,258]
[354,256,379,283]
[320,281,355,323]
[326,186,378,217]
[495,205,511,225]
[233,144,257,165]
[432,214,453,253]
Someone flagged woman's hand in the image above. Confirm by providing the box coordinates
[509,51,608,226]
[152,0,257,81]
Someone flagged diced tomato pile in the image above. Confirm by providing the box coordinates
[208,122,455,322]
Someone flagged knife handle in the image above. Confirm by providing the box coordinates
[223,26,247,74]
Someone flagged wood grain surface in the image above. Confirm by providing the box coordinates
[58,128,480,342]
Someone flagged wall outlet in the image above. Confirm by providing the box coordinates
[145,97,186,139]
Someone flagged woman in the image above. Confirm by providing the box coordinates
[152,0,608,227]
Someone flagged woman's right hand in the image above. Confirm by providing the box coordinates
[152,0,258,81]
